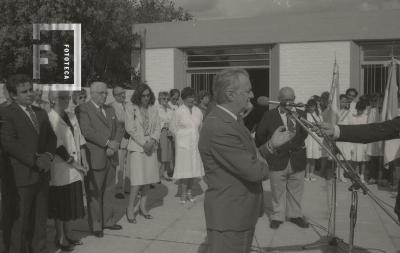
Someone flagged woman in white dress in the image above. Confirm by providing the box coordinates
[335,94,353,182]
[366,94,383,184]
[125,83,161,223]
[350,100,369,183]
[305,99,323,181]
[171,87,205,204]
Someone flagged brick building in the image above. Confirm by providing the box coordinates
[133,10,400,103]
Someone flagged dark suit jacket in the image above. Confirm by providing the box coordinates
[76,101,124,170]
[0,103,56,187]
[338,117,400,221]
[198,106,269,231]
[255,108,308,172]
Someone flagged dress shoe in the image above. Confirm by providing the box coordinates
[104,224,122,230]
[289,217,309,228]
[270,220,283,229]
[55,241,74,251]
[93,231,104,238]
[115,193,125,199]
[66,237,83,245]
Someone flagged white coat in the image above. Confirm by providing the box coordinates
[171,105,204,179]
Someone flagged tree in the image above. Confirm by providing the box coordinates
[0,0,192,86]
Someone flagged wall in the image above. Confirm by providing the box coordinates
[144,48,176,97]
[279,41,351,103]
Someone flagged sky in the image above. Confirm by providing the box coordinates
[174,0,400,19]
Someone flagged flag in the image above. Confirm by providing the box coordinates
[381,58,400,166]
[323,60,340,124]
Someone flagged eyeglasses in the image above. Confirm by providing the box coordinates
[95,91,108,95]
[79,96,87,100]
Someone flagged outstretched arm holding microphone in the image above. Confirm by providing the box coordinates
[319,118,400,222]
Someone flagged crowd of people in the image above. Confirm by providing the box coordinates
[0,74,215,253]
[302,88,399,187]
[0,70,399,253]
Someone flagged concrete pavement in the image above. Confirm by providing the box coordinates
[1,176,400,253]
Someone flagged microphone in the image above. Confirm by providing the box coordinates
[256,96,305,108]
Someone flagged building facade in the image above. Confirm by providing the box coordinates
[133,10,400,103]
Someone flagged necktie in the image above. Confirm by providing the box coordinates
[287,114,296,132]
[99,106,106,120]
[26,106,40,133]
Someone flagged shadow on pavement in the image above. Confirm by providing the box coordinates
[263,237,374,253]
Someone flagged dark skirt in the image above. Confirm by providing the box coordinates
[159,128,173,162]
[48,181,85,221]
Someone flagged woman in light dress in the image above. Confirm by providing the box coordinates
[47,90,88,251]
[156,91,174,180]
[350,100,369,183]
[305,99,323,181]
[125,83,161,223]
[366,94,383,184]
[171,87,205,204]
[335,94,353,182]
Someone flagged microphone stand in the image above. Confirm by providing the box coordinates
[282,107,399,253]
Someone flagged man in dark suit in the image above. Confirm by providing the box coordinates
[255,87,309,230]
[321,118,400,222]
[1,74,56,253]
[0,90,14,253]
[199,69,294,253]
[76,81,124,237]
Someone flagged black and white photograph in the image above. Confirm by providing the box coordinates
[0,0,400,252]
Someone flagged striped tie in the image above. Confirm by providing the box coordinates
[26,106,40,133]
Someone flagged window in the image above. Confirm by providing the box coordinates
[361,42,400,95]
[186,46,270,69]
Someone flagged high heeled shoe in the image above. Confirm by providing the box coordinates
[126,208,137,224]
[139,209,153,219]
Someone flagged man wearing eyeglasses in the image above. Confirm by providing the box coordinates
[76,81,124,237]
[255,87,309,230]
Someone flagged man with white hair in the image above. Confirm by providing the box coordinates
[255,87,309,230]
[199,69,294,253]
[76,81,124,237]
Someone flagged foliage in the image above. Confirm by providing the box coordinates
[0,0,192,86]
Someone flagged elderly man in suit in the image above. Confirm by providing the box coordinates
[199,69,294,253]
[1,74,56,253]
[255,87,309,230]
[76,81,124,237]
[321,117,400,222]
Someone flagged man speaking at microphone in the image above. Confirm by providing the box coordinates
[199,69,295,253]
[255,87,309,229]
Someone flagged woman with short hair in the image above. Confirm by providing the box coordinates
[171,87,205,204]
